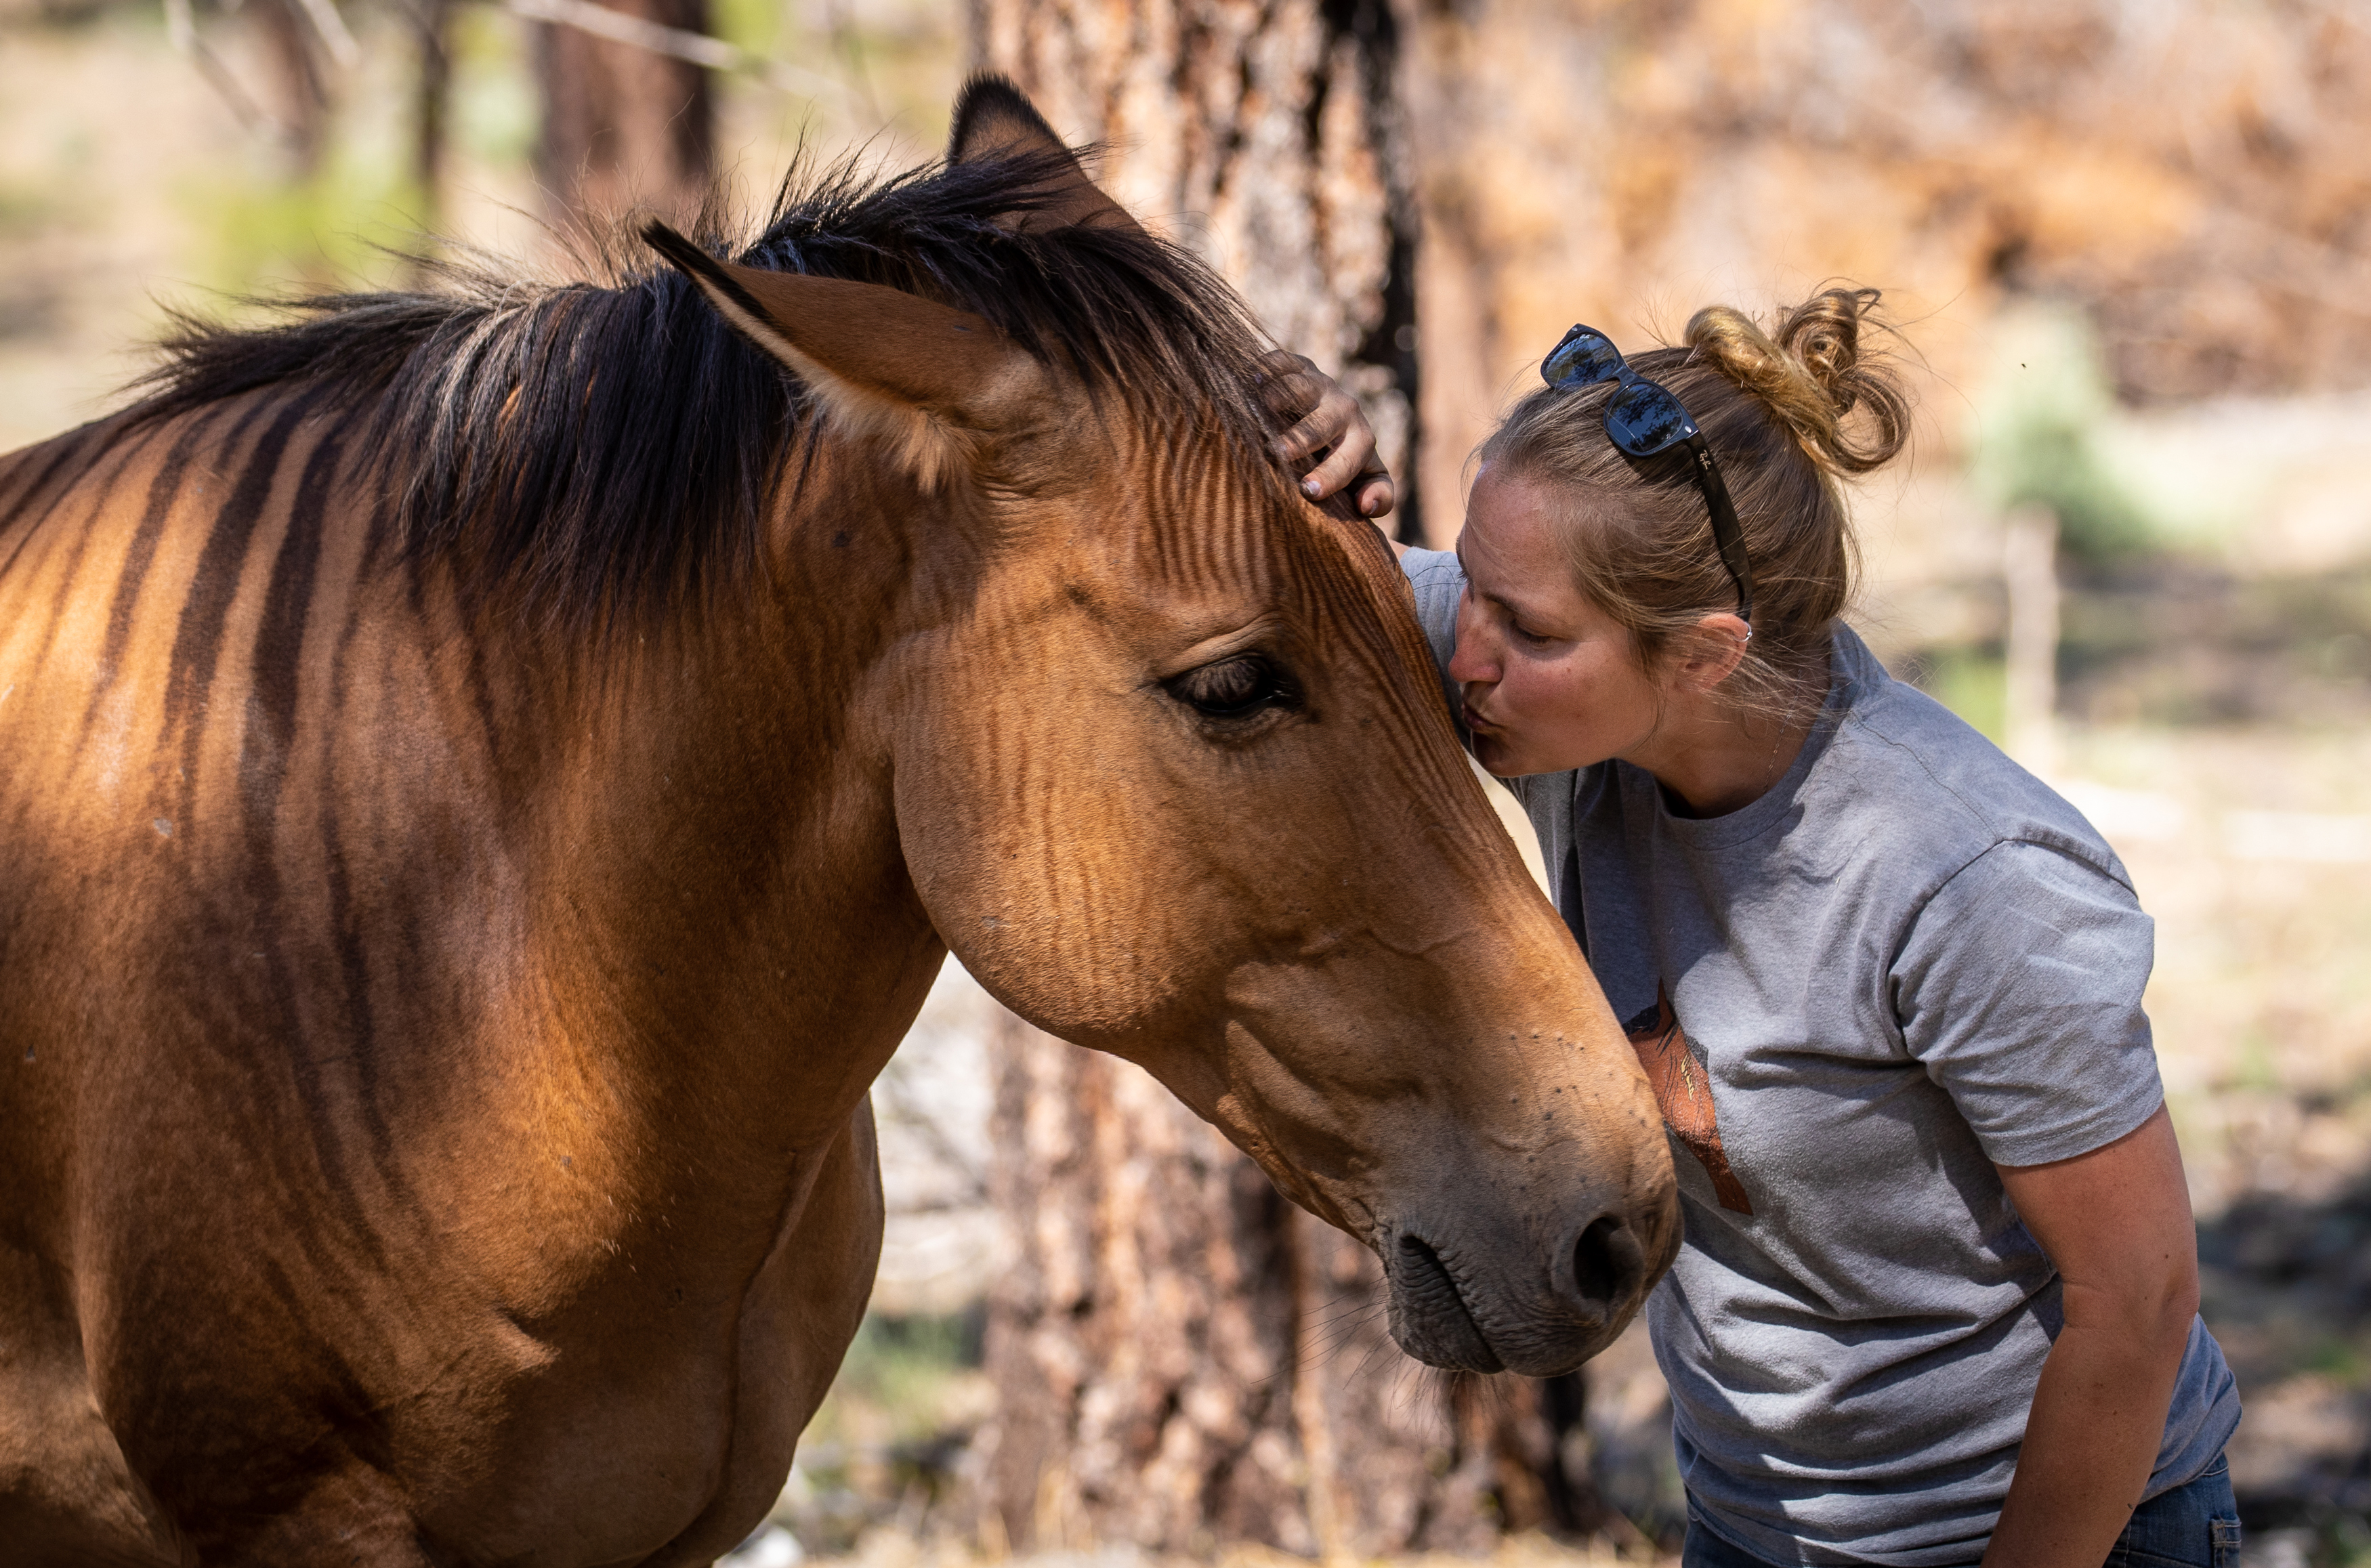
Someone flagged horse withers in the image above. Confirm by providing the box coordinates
[0,79,1677,1566]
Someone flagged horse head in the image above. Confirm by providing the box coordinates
[652,79,1678,1376]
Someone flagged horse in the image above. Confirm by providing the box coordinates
[0,78,1677,1566]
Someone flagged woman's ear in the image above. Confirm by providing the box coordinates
[1673,613,1754,693]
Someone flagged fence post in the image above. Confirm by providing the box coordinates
[2003,503,2061,777]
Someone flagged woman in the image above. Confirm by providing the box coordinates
[1271,290,2241,1568]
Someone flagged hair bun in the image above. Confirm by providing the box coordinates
[1683,285,1908,475]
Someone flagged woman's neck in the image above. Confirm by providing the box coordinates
[1631,692,1820,821]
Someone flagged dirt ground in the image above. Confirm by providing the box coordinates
[723,1526,1645,1568]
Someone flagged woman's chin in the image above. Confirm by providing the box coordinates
[1473,729,1600,779]
[1470,732,1524,778]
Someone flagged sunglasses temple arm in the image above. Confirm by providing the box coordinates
[1687,436,1755,626]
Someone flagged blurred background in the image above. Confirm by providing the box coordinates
[3,0,2366,1563]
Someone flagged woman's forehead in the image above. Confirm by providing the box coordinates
[1464,471,1591,582]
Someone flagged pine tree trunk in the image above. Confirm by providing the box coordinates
[960,6,1620,1550]
[534,0,715,230]
[976,1012,1588,1556]
[969,0,1427,544]
[411,0,453,242]
[257,0,331,178]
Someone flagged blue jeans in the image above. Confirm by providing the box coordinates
[1681,1454,2242,1568]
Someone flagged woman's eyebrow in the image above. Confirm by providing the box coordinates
[1457,547,1546,623]
[1461,557,1536,616]
[1452,543,1508,608]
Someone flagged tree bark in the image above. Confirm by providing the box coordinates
[975,1012,1590,1556]
[534,0,715,230]
[969,0,1428,544]
[257,0,333,177]
[961,6,1620,1550]
[411,0,454,242]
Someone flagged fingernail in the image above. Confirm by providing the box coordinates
[1301,478,1322,497]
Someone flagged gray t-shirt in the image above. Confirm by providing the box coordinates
[1403,549,2240,1567]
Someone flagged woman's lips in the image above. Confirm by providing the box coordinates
[1461,702,1496,735]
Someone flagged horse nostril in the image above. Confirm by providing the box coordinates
[1572,1214,1642,1311]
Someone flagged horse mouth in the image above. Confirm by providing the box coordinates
[1386,1233,1505,1373]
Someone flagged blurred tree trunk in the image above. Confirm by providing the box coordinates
[258,0,333,177]
[534,0,715,229]
[411,0,453,239]
[976,1011,1593,1556]
[963,8,1603,1551]
[970,0,1428,544]
[1399,0,1493,556]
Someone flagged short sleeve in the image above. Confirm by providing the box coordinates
[1891,839,2164,1167]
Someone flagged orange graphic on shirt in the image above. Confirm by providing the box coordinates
[1627,986,1754,1214]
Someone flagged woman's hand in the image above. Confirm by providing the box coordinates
[1256,351,1398,520]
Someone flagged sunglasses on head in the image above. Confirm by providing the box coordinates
[1540,324,1755,627]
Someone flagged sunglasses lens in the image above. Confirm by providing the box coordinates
[1542,328,1623,389]
[1605,383,1696,454]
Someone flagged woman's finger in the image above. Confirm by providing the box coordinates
[1256,352,1397,517]
[1255,351,1324,419]
[1281,377,1377,462]
[1299,435,1382,503]
[1275,399,1351,463]
[1269,389,1350,465]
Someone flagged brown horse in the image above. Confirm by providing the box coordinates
[0,80,1676,1566]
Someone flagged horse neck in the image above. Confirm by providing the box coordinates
[466,454,955,1168]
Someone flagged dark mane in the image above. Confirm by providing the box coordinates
[124,149,1290,627]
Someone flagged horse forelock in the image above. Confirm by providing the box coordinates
[1095,415,1449,759]
[114,146,1301,637]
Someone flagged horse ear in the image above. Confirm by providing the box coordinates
[947,74,1139,234]
[644,222,1047,488]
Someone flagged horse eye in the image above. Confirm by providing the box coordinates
[1166,655,1294,719]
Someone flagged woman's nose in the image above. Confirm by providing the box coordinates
[1447,614,1498,685]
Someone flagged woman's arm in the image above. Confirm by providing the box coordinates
[1983,1105,2200,1568]
[1257,351,1398,521]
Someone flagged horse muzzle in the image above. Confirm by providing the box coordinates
[1382,1194,1677,1376]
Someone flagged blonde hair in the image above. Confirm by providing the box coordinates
[1477,286,1912,720]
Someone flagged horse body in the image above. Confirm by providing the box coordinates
[0,81,1677,1565]
[0,402,929,1564]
